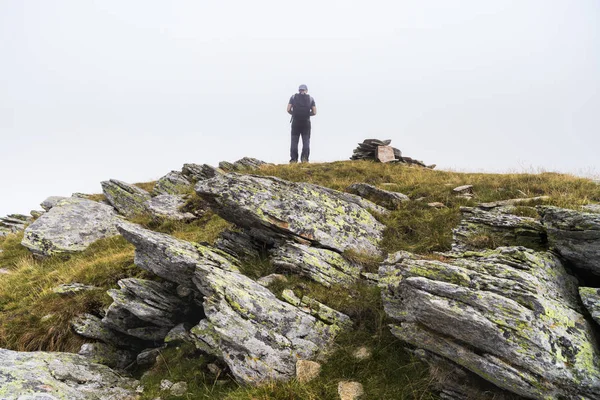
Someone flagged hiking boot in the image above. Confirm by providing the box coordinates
[289,159,298,164]
[301,159,309,163]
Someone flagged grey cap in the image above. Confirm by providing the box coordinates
[298,84,308,91]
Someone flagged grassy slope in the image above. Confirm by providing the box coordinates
[0,161,598,399]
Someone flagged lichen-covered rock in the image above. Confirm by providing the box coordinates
[101,179,152,217]
[580,287,600,326]
[153,171,192,196]
[380,247,600,399]
[78,342,135,369]
[182,163,223,182]
[195,173,384,255]
[144,194,196,221]
[346,183,409,209]
[103,278,195,342]
[270,242,361,287]
[583,204,600,213]
[539,206,600,275]
[117,222,349,384]
[452,206,546,252]
[21,198,120,257]
[0,348,137,399]
[232,157,268,171]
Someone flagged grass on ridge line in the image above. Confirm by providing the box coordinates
[0,212,231,352]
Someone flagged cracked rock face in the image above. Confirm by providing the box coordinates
[380,247,600,400]
[117,222,349,384]
[195,173,384,255]
[0,348,137,399]
[101,179,152,217]
[452,206,547,253]
[270,241,361,287]
[539,206,600,275]
[21,198,120,257]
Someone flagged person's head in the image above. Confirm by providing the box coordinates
[298,84,308,94]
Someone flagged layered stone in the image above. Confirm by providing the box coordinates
[380,247,600,399]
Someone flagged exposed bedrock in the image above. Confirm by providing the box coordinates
[117,221,349,384]
[195,173,385,256]
[380,247,600,399]
[101,179,152,217]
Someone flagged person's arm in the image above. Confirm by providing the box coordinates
[287,103,293,115]
[311,105,317,116]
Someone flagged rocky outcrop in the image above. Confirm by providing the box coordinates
[101,179,152,217]
[0,214,31,236]
[346,183,409,210]
[380,247,600,400]
[21,198,120,257]
[539,206,600,275]
[117,222,349,384]
[144,194,196,221]
[214,229,264,260]
[182,163,223,182]
[195,173,384,256]
[452,206,546,252]
[270,242,361,287]
[0,348,137,399]
[153,171,192,196]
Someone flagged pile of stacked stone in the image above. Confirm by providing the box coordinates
[350,138,433,168]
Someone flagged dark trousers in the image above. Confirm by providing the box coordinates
[290,118,311,162]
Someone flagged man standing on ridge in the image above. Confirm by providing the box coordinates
[287,84,316,163]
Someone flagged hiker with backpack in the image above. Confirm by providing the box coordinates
[287,84,316,163]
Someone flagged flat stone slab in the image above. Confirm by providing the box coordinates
[376,145,395,163]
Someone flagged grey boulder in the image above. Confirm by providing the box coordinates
[539,206,600,275]
[380,247,600,399]
[0,348,137,399]
[21,198,120,257]
[182,163,223,182]
[101,179,151,217]
[195,173,385,256]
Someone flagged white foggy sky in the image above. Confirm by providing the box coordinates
[1,0,599,217]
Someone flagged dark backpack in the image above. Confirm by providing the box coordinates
[292,93,312,120]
